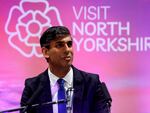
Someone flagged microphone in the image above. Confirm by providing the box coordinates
[101,82,112,108]
[0,97,67,113]
[66,87,74,113]
[0,83,68,113]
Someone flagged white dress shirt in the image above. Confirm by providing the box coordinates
[48,67,73,113]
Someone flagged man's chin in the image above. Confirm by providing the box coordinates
[63,62,72,68]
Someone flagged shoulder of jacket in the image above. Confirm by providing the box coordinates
[72,65,99,79]
[25,69,47,85]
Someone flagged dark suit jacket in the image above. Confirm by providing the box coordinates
[20,66,109,113]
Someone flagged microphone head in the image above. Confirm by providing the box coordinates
[66,87,74,111]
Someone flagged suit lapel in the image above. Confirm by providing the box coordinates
[72,66,84,113]
[39,69,53,112]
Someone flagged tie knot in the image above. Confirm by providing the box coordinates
[57,79,65,87]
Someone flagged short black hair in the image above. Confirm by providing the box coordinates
[40,26,71,48]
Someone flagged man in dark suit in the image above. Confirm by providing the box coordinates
[20,26,111,113]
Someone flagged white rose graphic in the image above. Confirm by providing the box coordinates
[5,0,63,57]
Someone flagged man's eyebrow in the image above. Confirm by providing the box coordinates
[55,40,72,43]
[56,41,63,43]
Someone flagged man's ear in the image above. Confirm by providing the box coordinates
[41,47,49,58]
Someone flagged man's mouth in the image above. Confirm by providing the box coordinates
[63,56,71,61]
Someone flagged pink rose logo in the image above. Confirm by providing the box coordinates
[5,0,63,57]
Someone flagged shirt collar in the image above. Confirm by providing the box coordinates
[48,67,73,87]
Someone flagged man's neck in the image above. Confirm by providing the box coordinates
[49,66,71,78]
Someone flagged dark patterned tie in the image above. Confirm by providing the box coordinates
[57,79,67,113]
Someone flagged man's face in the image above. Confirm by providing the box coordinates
[43,36,73,69]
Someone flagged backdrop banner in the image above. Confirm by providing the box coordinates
[0,0,150,113]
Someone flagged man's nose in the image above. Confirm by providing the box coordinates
[64,44,70,50]
[64,43,72,52]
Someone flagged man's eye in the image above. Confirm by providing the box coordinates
[67,41,73,47]
[56,43,64,48]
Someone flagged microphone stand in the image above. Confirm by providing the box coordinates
[0,99,67,113]
[66,87,74,113]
